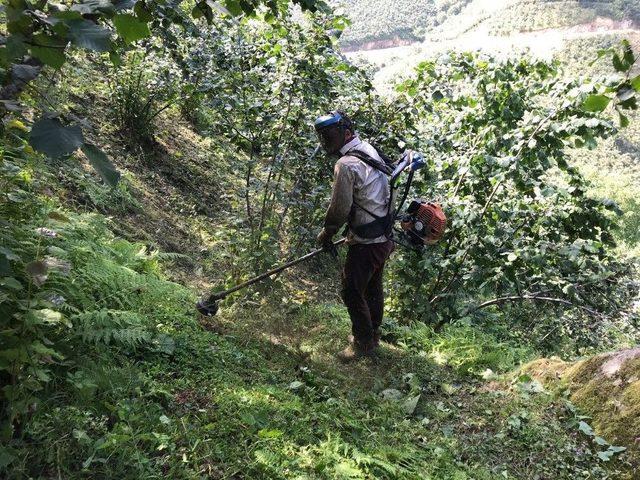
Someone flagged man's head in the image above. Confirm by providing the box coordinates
[314,111,355,155]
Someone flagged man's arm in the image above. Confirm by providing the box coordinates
[317,161,354,245]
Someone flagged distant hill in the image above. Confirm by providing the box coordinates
[439,0,640,39]
[340,0,640,51]
[336,0,472,50]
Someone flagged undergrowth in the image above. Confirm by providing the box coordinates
[2,118,636,480]
[2,12,639,477]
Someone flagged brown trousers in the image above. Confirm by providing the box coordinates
[341,240,395,345]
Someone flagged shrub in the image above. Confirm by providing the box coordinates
[111,54,180,148]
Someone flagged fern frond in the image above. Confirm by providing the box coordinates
[72,309,152,349]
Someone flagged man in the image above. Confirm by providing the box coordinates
[314,111,395,362]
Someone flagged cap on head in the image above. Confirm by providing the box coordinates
[314,111,343,131]
[314,110,354,154]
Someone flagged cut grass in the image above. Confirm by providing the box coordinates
[10,285,637,478]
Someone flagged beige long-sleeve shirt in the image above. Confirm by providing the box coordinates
[323,137,391,245]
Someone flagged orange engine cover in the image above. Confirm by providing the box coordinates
[401,201,447,245]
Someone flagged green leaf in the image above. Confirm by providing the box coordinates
[224,0,243,16]
[0,446,16,469]
[597,450,613,462]
[30,33,67,69]
[618,111,630,128]
[30,117,84,158]
[582,95,610,112]
[67,19,112,52]
[594,436,608,446]
[6,34,27,61]
[0,256,11,276]
[608,445,626,453]
[109,51,122,66]
[134,1,153,22]
[240,412,256,426]
[612,53,626,72]
[73,429,92,445]
[81,144,120,186]
[578,420,594,436]
[622,40,635,70]
[402,394,420,415]
[631,74,640,92]
[619,96,638,110]
[52,11,84,21]
[113,13,151,44]
[193,2,214,23]
[1,277,23,290]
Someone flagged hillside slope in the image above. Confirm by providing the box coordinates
[340,0,640,50]
[3,54,638,479]
[6,90,639,478]
[3,3,640,478]
[336,0,472,50]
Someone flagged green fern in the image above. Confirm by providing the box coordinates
[72,309,152,349]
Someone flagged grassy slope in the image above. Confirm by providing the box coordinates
[5,52,635,479]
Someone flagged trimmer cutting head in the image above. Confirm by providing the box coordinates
[196,298,219,316]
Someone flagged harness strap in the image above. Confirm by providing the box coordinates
[344,148,395,237]
[347,150,393,176]
[353,199,384,220]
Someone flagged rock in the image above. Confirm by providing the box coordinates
[600,347,640,377]
[521,347,640,463]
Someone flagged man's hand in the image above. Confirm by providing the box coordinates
[317,228,333,249]
[317,228,338,258]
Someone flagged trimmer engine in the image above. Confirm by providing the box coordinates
[400,200,447,246]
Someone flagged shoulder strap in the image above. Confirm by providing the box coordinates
[353,199,384,220]
[373,145,395,167]
[346,150,393,176]
[345,148,392,221]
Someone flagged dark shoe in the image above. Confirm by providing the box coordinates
[337,341,376,363]
[349,332,380,347]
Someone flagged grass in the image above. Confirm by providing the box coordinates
[11,284,638,478]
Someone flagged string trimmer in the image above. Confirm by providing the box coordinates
[195,238,346,316]
[196,149,446,317]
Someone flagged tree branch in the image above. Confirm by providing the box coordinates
[462,294,603,318]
